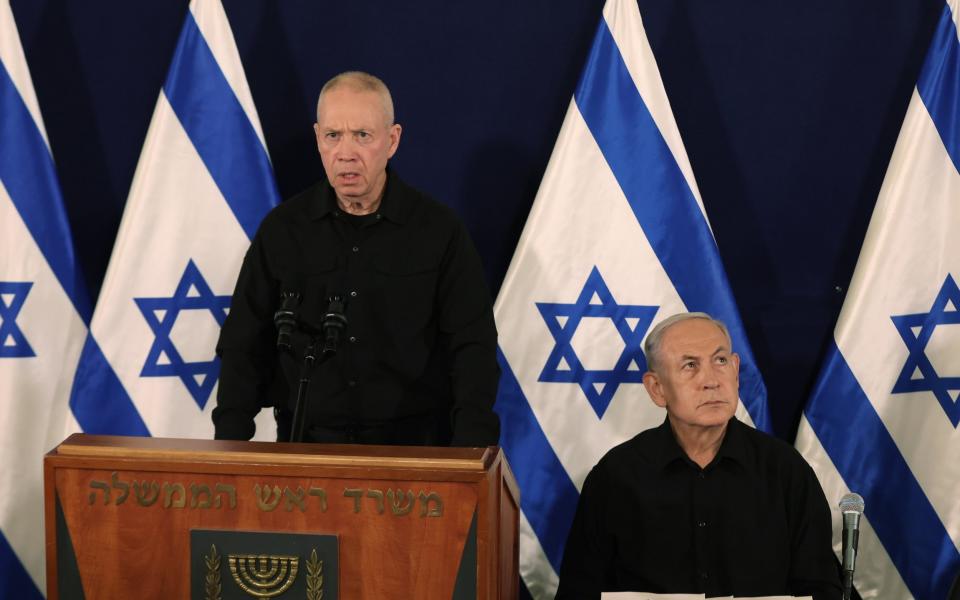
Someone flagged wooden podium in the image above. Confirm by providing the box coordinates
[44,435,519,599]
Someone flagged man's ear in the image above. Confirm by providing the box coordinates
[732,352,741,388]
[387,123,402,158]
[313,123,323,154]
[643,371,667,408]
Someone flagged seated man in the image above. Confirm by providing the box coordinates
[556,312,842,599]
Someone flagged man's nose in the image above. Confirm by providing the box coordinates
[335,138,360,158]
[700,369,720,388]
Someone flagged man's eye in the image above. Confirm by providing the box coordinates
[325,132,339,140]
[716,356,728,365]
[682,361,696,370]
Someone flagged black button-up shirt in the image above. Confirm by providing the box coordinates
[556,417,842,599]
[213,170,500,446]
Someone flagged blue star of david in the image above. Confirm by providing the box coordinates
[891,273,960,427]
[0,281,36,358]
[135,260,230,409]
[537,266,659,418]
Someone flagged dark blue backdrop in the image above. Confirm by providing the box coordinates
[9,0,942,442]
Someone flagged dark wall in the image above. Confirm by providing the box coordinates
[10,0,943,442]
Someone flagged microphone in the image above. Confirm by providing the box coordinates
[321,295,348,354]
[273,289,301,351]
[839,492,864,600]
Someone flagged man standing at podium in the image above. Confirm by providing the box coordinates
[556,312,842,599]
[213,71,500,448]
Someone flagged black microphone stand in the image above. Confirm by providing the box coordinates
[284,295,348,443]
[288,340,334,443]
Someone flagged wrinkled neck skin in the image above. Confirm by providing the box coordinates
[335,172,386,215]
[669,417,728,469]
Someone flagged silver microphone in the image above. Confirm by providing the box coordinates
[839,492,864,600]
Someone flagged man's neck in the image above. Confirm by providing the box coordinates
[336,172,387,215]
[337,195,381,215]
[669,418,729,469]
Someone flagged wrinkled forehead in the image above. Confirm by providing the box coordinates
[317,87,392,127]
[660,318,731,356]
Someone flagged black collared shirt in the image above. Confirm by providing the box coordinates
[556,417,842,599]
[212,170,500,446]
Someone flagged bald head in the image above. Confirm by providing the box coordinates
[316,71,394,127]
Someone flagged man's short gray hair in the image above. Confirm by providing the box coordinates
[643,312,733,372]
[316,71,395,126]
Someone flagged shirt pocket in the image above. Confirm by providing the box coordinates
[290,256,338,332]
[369,248,441,335]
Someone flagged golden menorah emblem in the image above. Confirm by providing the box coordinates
[227,553,300,598]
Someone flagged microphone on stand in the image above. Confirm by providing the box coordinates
[321,295,348,354]
[273,289,301,352]
[839,492,864,600]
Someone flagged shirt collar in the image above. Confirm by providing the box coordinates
[649,415,748,472]
[308,167,408,224]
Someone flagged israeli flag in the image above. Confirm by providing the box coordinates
[69,0,279,441]
[492,0,770,596]
[0,1,91,596]
[795,1,960,598]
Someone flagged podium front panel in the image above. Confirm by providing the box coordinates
[44,435,518,600]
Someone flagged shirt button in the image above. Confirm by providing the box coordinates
[698,521,707,528]
[375,214,382,220]
[700,571,708,580]
[348,380,357,387]
[349,336,357,343]
[352,246,359,252]
[350,291,357,297]
[698,472,705,479]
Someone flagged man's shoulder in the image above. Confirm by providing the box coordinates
[732,418,816,474]
[278,183,325,216]
[254,183,323,231]
[594,426,663,472]
[389,172,462,228]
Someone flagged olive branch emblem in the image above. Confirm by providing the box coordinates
[306,548,323,600]
[205,544,222,600]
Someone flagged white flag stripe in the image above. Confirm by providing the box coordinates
[603,0,707,216]
[189,0,269,151]
[518,511,560,598]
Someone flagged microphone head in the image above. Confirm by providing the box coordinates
[839,492,865,514]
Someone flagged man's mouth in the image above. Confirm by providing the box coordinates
[699,400,727,408]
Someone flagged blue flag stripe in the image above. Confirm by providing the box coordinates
[163,11,279,241]
[0,531,42,600]
[917,3,960,173]
[805,342,960,600]
[495,348,581,572]
[0,60,91,323]
[572,21,770,432]
[69,335,150,436]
